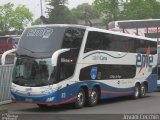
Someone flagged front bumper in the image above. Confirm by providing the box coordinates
[11,91,77,105]
[11,91,57,105]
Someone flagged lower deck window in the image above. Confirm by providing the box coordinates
[79,64,136,81]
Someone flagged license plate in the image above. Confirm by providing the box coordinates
[25,98,33,102]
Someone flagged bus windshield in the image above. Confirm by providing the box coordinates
[16,26,85,58]
[12,57,56,87]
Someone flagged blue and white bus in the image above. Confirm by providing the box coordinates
[4,24,157,108]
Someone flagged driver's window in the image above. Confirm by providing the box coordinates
[62,27,85,49]
[58,49,79,81]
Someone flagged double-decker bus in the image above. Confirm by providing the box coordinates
[3,24,157,108]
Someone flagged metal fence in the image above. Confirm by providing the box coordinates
[0,65,14,105]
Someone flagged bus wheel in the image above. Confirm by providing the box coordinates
[74,88,85,108]
[87,87,99,107]
[140,84,146,98]
[133,84,140,99]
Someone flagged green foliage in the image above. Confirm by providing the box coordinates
[145,0,160,19]
[0,3,15,32]
[32,18,43,25]
[13,5,33,30]
[47,0,77,24]
[94,0,120,24]
[121,0,153,20]
[93,0,160,26]
[73,3,99,20]
[0,3,33,32]
[71,3,100,26]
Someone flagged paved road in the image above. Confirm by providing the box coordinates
[1,92,160,120]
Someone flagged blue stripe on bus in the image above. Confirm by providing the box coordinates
[11,73,157,105]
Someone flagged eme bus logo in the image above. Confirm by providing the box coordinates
[136,54,153,73]
[136,46,154,73]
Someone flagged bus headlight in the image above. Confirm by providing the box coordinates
[46,97,55,102]
[11,86,16,92]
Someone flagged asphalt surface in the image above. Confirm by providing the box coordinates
[1,92,160,120]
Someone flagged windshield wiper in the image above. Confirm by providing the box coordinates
[19,46,36,53]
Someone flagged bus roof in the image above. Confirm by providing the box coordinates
[27,24,157,42]
[86,26,157,42]
[29,24,87,29]
[109,19,160,28]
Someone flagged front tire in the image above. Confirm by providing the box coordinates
[74,88,86,109]
[87,87,99,107]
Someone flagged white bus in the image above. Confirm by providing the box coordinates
[3,24,157,108]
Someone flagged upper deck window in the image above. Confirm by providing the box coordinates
[84,31,156,54]
[62,28,85,49]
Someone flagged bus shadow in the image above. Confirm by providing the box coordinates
[18,95,152,113]
[98,95,151,106]
[18,103,76,113]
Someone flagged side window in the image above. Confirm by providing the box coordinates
[135,39,156,54]
[127,38,135,53]
[109,35,128,52]
[101,34,112,51]
[58,49,79,81]
[150,41,157,54]
[79,64,136,81]
[84,31,104,53]
[84,31,156,54]
[84,32,130,53]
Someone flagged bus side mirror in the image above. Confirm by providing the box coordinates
[51,49,70,66]
[1,49,16,65]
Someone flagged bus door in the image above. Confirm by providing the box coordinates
[56,49,79,101]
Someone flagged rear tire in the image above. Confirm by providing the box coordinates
[140,84,146,98]
[132,84,140,99]
[87,87,99,107]
[74,88,85,109]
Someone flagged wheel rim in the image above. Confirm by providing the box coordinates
[135,86,139,97]
[77,91,84,106]
[141,86,145,96]
[90,90,98,104]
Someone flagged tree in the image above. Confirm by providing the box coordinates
[145,0,160,19]
[72,3,100,26]
[121,0,153,20]
[94,0,120,26]
[32,18,43,25]
[13,5,33,30]
[47,0,77,24]
[0,3,14,32]
[0,3,33,32]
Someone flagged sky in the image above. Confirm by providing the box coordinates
[0,0,94,19]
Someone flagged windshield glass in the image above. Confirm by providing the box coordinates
[16,26,86,58]
[16,26,66,58]
[12,57,56,87]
